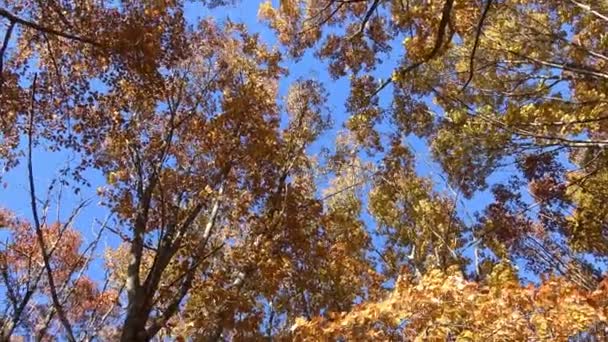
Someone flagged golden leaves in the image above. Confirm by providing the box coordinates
[293,266,608,341]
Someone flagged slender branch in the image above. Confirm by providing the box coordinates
[437,87,608,148]
[0,255,18,312]
[461,0,493,91]
[107,225,158,252]
[3,199,82,339]
[27,73,76,342]
[348,0,381,39]
[373,0,454,97]
[36,0,74,31]
[145,241,226,337]
[88,283,125,341]
[508,50,608,80]
[200,184,224,249]
[78,274,110,342]
[148,241,225,311]
[0,8,101,47]
[37,215,107,341]
[299,1,345,35]
[0,20,15,98]
[142,178,226,337]
[302,0,336,25]
[123,88,183,315]
[569,0,608,22]
[267,302,275,339]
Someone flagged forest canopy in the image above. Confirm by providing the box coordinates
[1,0,608,340]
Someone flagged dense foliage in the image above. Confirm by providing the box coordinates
[1,0,607,340]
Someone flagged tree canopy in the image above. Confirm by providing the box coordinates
[1,0,608,340]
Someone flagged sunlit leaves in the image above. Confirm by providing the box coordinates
[292,266,607,340]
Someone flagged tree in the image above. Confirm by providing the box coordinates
[0,0,607,340]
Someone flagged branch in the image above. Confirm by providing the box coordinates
[2,200,82,339]
[145,242,226,337]
[436,86,608,148]
[266,302,275,339]
[87,282,125,341]
[348,0,381,39]
[37,215,107,341]
[36,0,75,31]
[124,167,156,317]
[569,0,608,22]
[420,0,454,59]
[142,182,225,338]
[107,225,158,252]
[461,0,492,91]
[373,0,454,97]
[0,8,101,47]
[0,19,15,98]
[148,241,225,313]
[122,91,184,312]
[299,1,346,35]
[507,50,608,80]
[0,254,18,313]
[145,270,195,338]
[27,73,76,342]
[199,184,224,249]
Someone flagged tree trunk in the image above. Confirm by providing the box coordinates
[120,292,151,342]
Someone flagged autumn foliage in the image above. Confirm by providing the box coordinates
[1,0,608,341]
